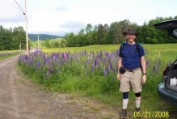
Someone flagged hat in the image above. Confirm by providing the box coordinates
[123,29,139,36]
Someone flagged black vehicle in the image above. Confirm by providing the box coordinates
[154,20,177,105]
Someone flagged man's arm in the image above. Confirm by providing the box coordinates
[117,57,122,80]
[141,56,147,84]
[141,56,146,74]
[118,57,122,70]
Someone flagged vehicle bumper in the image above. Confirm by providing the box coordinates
[158,83,177,106]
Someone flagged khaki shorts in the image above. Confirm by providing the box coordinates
[119,68,142,93]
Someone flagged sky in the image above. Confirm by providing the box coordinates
[0,0,177,36]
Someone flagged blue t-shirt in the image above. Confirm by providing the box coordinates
[119,42,145,69]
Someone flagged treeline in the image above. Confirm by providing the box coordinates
[65,16,177,47]
[0,26,26,50]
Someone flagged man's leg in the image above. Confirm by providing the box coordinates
[135,92,141,111]
[119,71,130,118]
[120,92,129,118]
[130,69,142,111]
[123,92,129,109]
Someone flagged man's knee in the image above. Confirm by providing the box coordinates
[135,92,141,97]
[123,92,129,99]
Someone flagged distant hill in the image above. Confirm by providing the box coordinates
[29,34,63,41]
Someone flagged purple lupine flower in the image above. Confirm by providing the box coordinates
[109,62,115,72]
[105,52,109,57]
[18,49,150,83]
[113,56,117,63]
[36,60,41,68]
[84,50,87,55]
[99,50,103,58]
[116,50,119,56]
[91,64,95,72]
[104,66,109,74]
[61,60,64,65]
[104,67,107,77]
[94,58,99,66]
[62,52,68,60]
[108,56,111,63]
[66,52,70,60]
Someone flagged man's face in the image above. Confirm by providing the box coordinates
[125,34,136,42]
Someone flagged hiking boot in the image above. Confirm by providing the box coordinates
[119,109,127,118]
[135,108,141,118]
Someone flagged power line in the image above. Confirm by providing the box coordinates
[22,0,32,31]
[14,0,25,15]
[14,0,33,54]
[14,0,33,32]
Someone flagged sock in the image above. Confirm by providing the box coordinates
[123,99,129,109]
[135,100,141,108]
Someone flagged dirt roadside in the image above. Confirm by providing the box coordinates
[0,56,121,119]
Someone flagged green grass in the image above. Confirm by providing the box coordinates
[0,50,21,53]
[0,50,22,60]
[42,44,119,53]
[19,44,177,115]
[42,43,177,53]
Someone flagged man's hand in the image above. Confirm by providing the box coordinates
[117,73,121,80]
[142,75,147,84]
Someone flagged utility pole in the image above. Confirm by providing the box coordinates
[24,0,29,54]
[38,34,40,50]
[19,41,21,51]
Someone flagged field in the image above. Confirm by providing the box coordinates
[18,44,177,117]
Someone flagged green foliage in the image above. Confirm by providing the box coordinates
[44,40,51,48]
[0,26,26,50]
[65,16,177,47]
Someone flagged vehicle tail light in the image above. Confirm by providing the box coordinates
[163,66,170,76]
[163,68,167,76]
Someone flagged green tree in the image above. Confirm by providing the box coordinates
[85,24,93,33]
[64,16,177,47]
[44,40,51,48]
[12,26,26,50]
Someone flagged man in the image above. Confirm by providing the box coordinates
[117,29,147,118]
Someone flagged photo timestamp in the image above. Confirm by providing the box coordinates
[134,111,169,118]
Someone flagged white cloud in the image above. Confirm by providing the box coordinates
[0,0,24,24]
[59,21,85,34]
[0,0,176,36]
